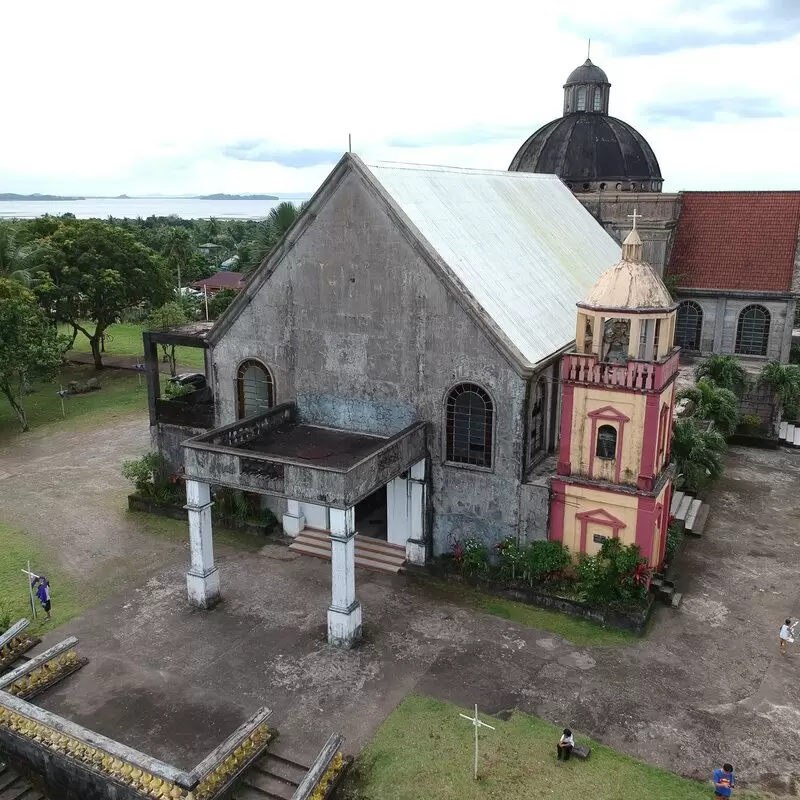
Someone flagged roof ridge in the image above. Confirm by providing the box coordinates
[368,160,558,179]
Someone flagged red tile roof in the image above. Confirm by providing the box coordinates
[666,192,800,293]
[191,271,245,291]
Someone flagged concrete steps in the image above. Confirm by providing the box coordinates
[778,421,800,447]
[670,490,708,536]
[289,528,406,575]
[0,760,44,800]
[233,750,309,800]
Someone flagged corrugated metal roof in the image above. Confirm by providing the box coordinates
[365,162,622,367]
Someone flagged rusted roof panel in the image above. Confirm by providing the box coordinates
[366,162,622,367]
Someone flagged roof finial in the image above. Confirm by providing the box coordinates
[587,38,591,60]
[628,207,642,231]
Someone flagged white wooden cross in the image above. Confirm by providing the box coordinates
[628,208,642,230]
[459,704,495,780]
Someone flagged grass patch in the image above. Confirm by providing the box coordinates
[60,322,205,370]
[416,579,637,646]
[341,695,761,800]
[0,522,87,636]
[0,365,146,442]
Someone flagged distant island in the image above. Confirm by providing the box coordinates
[0,193,84,201]
[195,193,279,201]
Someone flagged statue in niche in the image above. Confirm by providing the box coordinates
[583,317,594,354]
[602,319,630,363]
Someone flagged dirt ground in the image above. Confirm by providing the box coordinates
[2,418,800,795]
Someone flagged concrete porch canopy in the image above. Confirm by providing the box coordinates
[182,402,427,509]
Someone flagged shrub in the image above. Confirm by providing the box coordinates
[740,413,761,429]
[0,600,13,634]
[213,488,276,527]
[121,452,169,497]
[164,381,193,400]
[574,538,650,608]
[664,519,684,567]
[495,537,524,581]
[521,540,571,586]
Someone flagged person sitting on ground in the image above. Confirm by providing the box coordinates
[779,619,794,654]
[713,763,734,797]
[556,728,574,762]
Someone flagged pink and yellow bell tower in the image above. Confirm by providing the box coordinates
[549,219,679,568]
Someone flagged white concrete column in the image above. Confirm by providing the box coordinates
[386,477,408,547]
[282,499,306,537]
[185,480,220,609]
[406,459,427,566]
[327,506,362,649]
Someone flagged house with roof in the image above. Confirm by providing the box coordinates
[664,192,800,363]
[190,270,246,296]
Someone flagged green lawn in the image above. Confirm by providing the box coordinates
[0,522,86,636]
[0,365,147,442]
[341,695,761,800]
[59,321,205,371]
[414,579,638,647]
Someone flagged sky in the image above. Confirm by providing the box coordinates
[2,0,799,196]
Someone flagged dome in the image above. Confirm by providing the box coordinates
[578,230,675,312]
[508,113,662,192]
[564,58,608,87]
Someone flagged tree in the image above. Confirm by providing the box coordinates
[0,222,42,287]
[146,302,189,376]
[243,201,306,275]
[0,279,67,432]
[676,379,740,438]
[758,361,800,423]
[35,219,170,369]
[694,355,749,396]
[207,288,238,320]
[671,418,727,493]
[164,226,194,297]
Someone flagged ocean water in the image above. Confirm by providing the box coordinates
[0,197,306,221]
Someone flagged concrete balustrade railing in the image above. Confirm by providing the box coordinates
[292,733,348,800]
[0,690,272,800]
[0,619,34,667]
[0,636,83,699]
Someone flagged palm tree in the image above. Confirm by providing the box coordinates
[758,361,800,424]
[243,201,307,276]
[694,355,749,396]
[0,223,34,286]
[677,379,740,438]
[164,227,193,297]
[671,418,727,493]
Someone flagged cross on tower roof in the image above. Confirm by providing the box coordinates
[628,208,642,230]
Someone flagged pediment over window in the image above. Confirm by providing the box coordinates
[587,405,630,422]
[575,507,627,529]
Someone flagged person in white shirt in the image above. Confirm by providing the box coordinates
[779,619,795,654]
[557,728,575,762]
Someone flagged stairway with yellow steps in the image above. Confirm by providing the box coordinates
[289,528,406,575]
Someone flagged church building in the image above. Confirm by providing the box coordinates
[511,56,800,366]
[145,153,679,648]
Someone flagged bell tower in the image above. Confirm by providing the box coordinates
[549,213,679,568]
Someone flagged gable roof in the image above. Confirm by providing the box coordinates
[364,161,621,366]
[211,154,622,371]
[666,192,800,293]
[191,271,245,291]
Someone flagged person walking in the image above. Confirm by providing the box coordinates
[556,728,574,763]
[779,619,794,655]
[713,763,734,797]
[32,576,51,621]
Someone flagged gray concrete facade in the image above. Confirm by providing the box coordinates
[207,165,560,555]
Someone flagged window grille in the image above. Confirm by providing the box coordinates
[236,360,274,419]
[445,383,493,468]
[735,305,769,356]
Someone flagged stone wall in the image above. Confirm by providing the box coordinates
[577,192,682,276]
[209,168,531,555]
[676,293,794,362]
[150,423,207,474]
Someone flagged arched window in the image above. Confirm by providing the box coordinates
[236,360,274,419]
[675,301,703,351]
[445,383,493,468]
[529,377,547,462]
[593,88,602,111]
[735,305,770,356]
[596,424,617,460]
[576,86,587,111]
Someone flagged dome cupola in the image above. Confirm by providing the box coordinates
[563,58,610,115]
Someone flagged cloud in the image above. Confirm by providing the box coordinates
[222,142,342,168]
[387,124,536,149]
[642,95,789,124]
[562,0,800,56]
